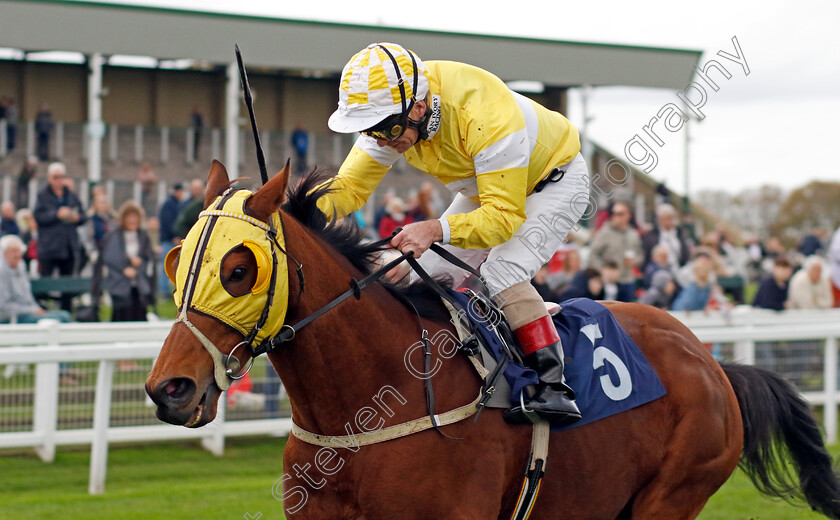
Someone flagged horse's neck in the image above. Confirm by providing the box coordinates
[269,217,477,435]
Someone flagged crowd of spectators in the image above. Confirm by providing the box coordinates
[361,188,840,315]
[3,158,840,334]
[0,160,206,332]
[517,201,839,314]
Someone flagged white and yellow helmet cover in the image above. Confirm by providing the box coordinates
[328,42,429,133]
[167,189,288,346]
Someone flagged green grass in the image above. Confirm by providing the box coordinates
[699,464,828,520]
[1,437,838,519]
[0,437,289,520]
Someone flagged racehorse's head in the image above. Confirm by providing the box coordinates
[145,160,290,427]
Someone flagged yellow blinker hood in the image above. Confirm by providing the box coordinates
[170,190,288,346]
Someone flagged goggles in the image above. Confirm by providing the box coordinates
[363,112,408,141]
[361,44,421,141]
[363,111,429,142]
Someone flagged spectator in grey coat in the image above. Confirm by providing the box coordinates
[102,201,154,322]
[638,270,676,310]
[0,235,70,324]
[589,202,642,301]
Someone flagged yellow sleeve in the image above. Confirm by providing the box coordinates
[316,136,399,220]
[445,94,529,249]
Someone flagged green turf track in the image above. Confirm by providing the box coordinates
[0,436,835,519]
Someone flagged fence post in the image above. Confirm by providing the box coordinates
[733,339,755,365]
[307,132,315,170]
[134,125,144,163]
[28,178,38,210]
[89,358,115,495]
[0,119,7,157]
[332,134,343,168]
[79,179,90,209]
[26,120,35,158]
[33,320,60,462]
[201,396,226,456]
[132,180,142,206]
[186,128,195,165]
[81,124,88,160]
[2,174,11,203]
[261,130,271,167]
[239,129,246,168]
[56,122,64,159]
[824,336,838,444]
[157,180,168,208]
[161,126,169,164]
[105,180,115,209]
[108,125,118,163]
[211,128,220,161]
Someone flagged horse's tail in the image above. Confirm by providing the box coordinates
[721,363,840,518]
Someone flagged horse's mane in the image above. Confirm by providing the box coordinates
[280,169,451,322]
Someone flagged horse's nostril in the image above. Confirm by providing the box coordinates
[165,380,181,395]
[158,378,195,403]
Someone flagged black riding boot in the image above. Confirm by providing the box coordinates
[504,316,582,426]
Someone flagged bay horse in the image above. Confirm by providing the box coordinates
[146,160,840,519]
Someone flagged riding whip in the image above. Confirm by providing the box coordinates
[234,44,269,186]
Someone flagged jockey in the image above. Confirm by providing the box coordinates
[319,43,587,426]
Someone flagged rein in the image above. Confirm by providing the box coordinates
[253,234,408,355]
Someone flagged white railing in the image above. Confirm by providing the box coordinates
[0,320,291,494]
[3,308,840,494]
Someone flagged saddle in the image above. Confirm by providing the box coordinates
[441,288,542,414]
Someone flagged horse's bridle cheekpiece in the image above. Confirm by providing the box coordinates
[164,189,289,390]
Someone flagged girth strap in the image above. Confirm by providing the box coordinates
[291,391,483,448]
[510,420,551,520]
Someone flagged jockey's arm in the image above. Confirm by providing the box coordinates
[316,137,398,220]
[445,99,530,250]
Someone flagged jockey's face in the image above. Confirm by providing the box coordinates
[374,101,427,154]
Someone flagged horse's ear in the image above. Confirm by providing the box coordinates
[205,160,231,209]
[245,159,290,222]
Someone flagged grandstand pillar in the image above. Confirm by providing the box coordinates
[683,116,692,205]
[580,84,593,165]
[225,61,240,180]
[87,53,105,183]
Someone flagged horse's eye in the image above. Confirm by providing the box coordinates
[229,266,248,282]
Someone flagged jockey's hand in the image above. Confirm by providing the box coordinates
[391,220,443,258]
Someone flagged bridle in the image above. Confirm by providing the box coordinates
[176,196,481,437]
[173,187,303,391]
[173,183,413,392]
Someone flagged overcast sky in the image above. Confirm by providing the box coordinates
[93,0,840,195]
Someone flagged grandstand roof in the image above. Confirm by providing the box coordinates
[0,0,702,89]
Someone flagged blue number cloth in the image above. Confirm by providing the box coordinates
[449,292,667,432]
